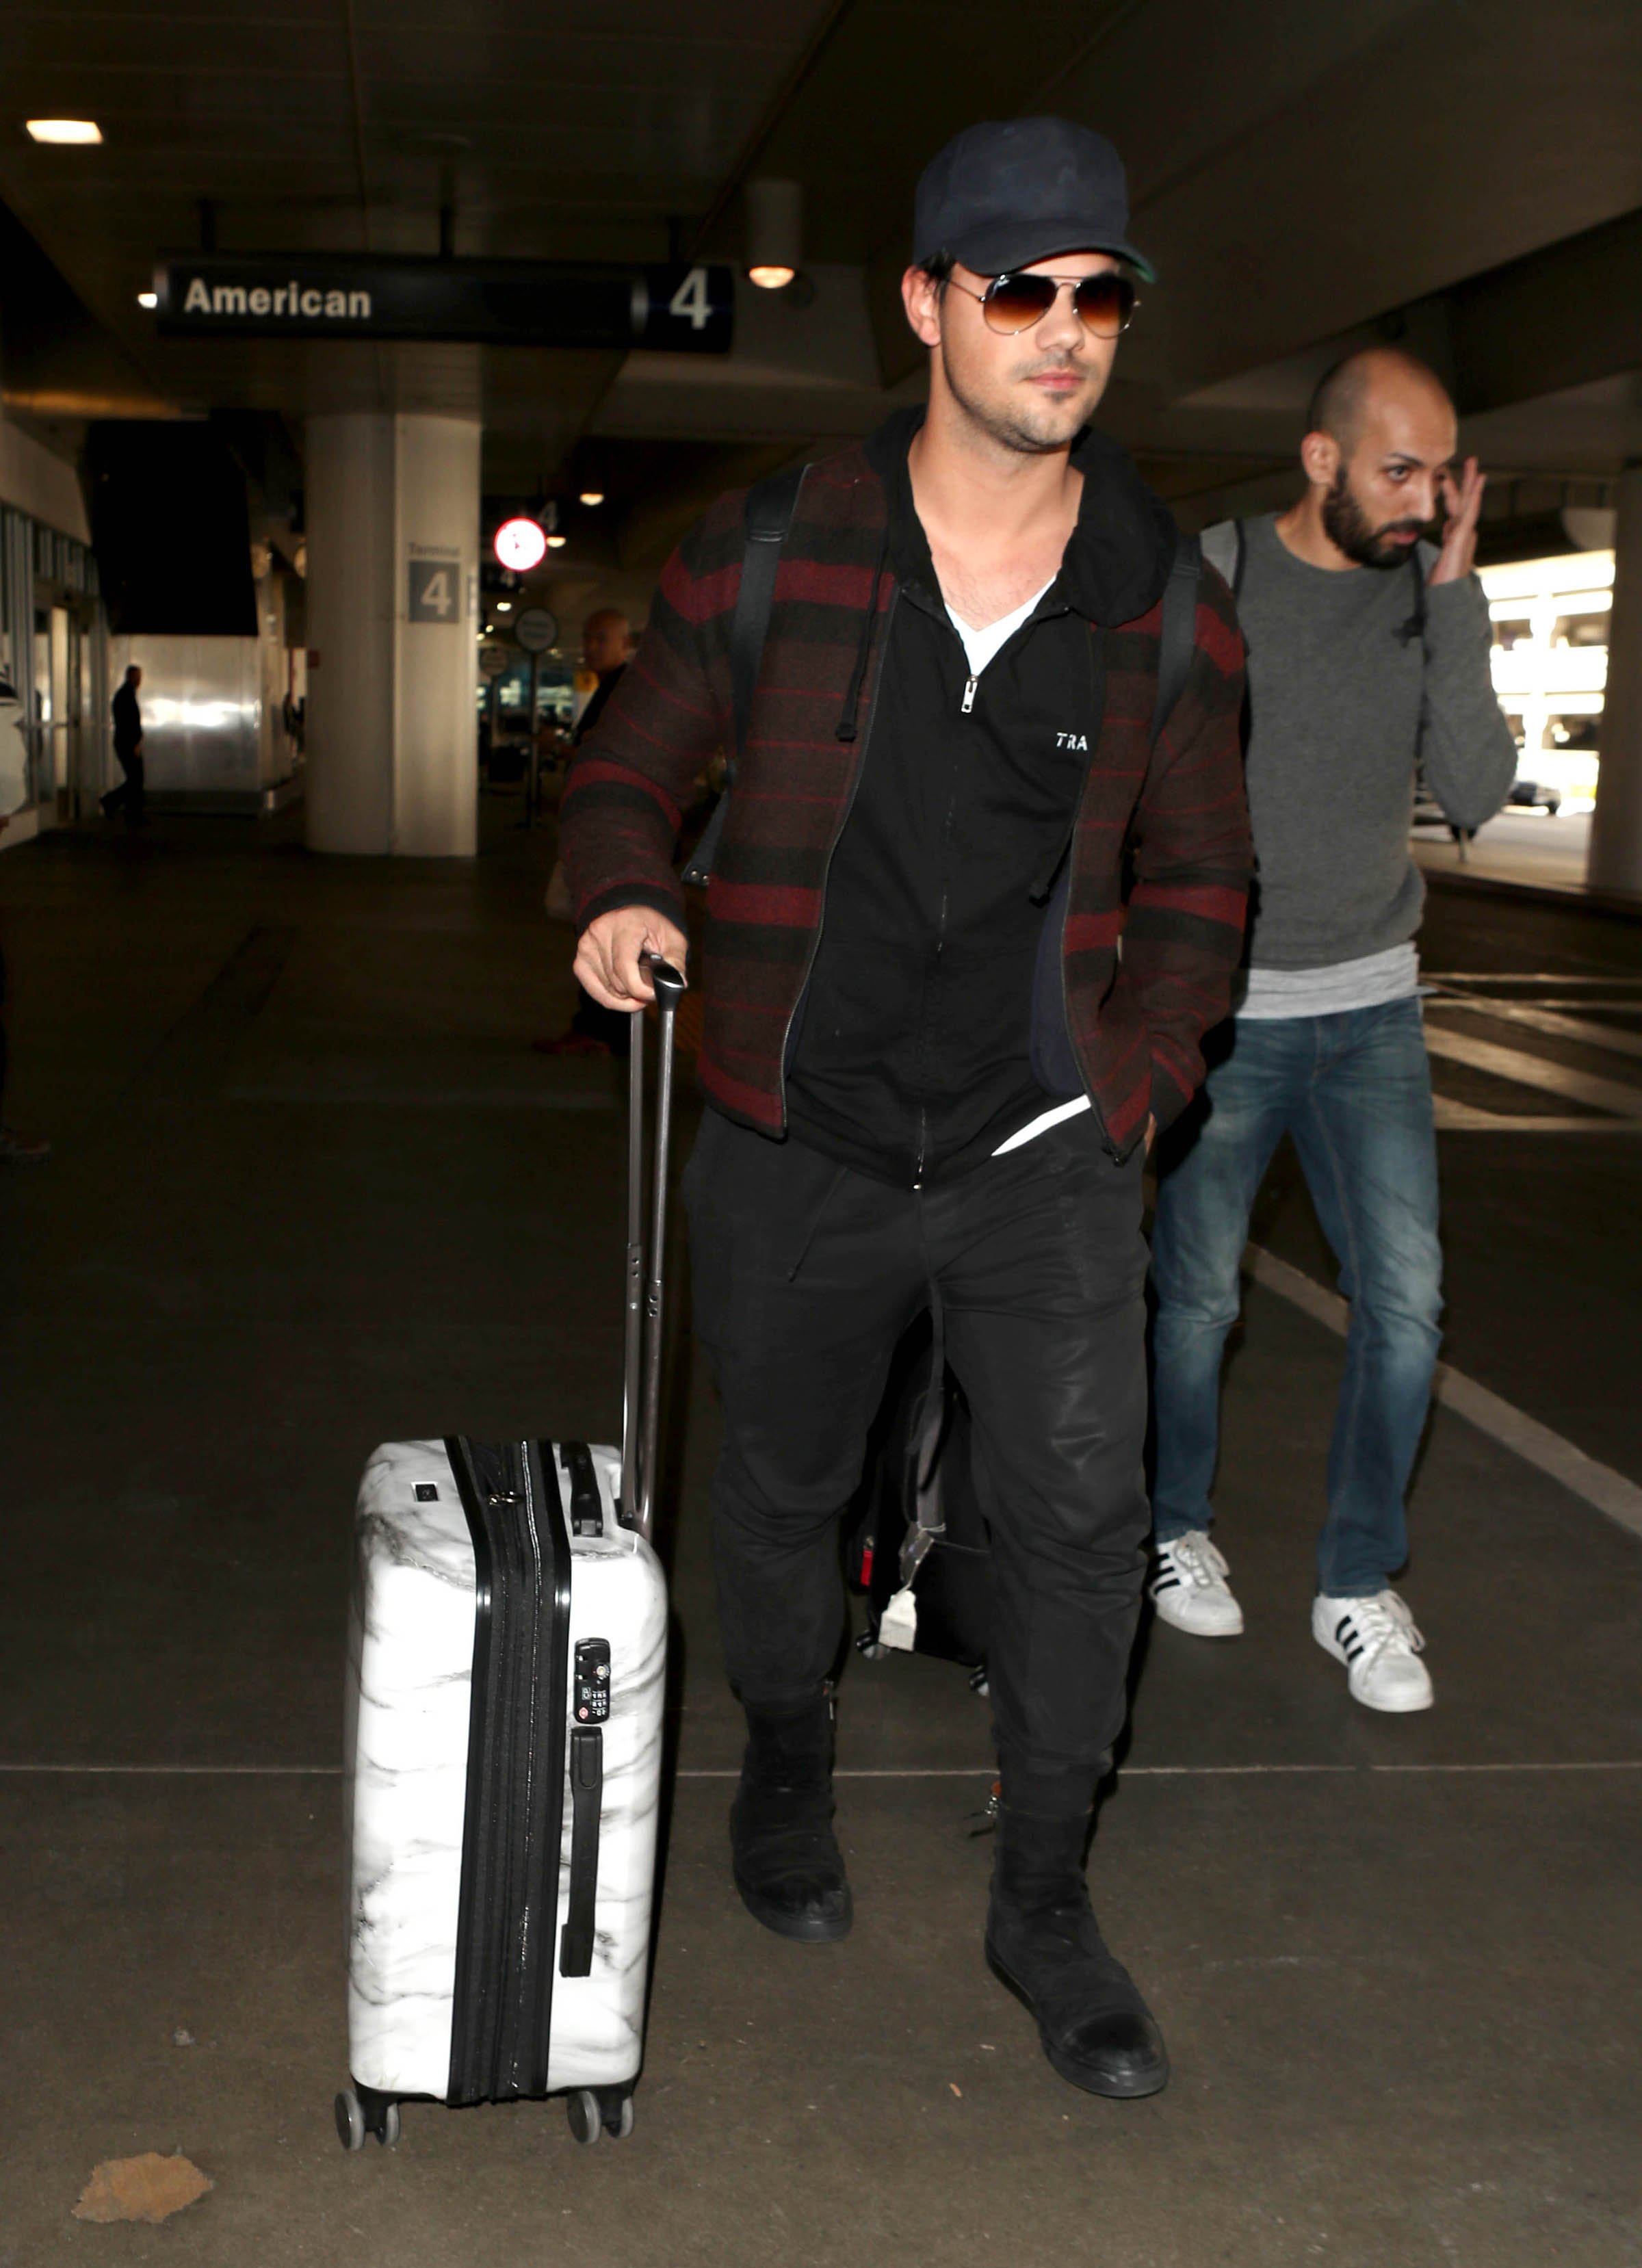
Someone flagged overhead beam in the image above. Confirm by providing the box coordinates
[1444,205,1642,418]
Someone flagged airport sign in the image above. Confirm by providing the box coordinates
[154,254,734,353]
[512,608,558,654]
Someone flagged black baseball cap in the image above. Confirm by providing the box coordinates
[913,116,1155,285]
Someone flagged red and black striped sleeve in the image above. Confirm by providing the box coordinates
[559,491,743,933]
[1122,562,1253,1129]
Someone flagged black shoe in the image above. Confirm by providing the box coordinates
[985,1804,1168,2098]
[729,1692,852,1944]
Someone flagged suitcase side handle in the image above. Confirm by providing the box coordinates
[558,1725,603,1977]
[619,954,686,1542]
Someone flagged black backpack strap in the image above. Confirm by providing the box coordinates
[1399,545,1427,647]
[680,461,809,889]
[1231,517,1247,599]
[1151,530,1201,746]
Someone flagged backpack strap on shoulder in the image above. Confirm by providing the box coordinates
[731,463,808,768]
[1151,530,1201,746]
[1398,544,1427,647]
[681,460,809,889]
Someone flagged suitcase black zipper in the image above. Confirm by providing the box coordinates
[445,1437,573,2104]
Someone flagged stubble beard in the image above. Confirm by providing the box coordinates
[942,348,1099,457]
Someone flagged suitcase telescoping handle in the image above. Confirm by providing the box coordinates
[618,952,686,1543]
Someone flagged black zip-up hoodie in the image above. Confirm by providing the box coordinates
[783,406,1178,1186]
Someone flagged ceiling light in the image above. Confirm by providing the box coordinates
[746,177,801,292]
[26,119,102,144]
[495,599,512,611]
[493,515,547,572]
[136,290,157,309]
[547,533,567,549]
[578,491,605,508]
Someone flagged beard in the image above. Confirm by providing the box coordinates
[1322,466,1429,569]
[941,347,1101,456]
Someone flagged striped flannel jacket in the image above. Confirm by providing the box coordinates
[560,434,1252,1155]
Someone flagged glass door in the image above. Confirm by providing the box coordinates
[32,610,53,813]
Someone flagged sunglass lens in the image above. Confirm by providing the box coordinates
[1073,273,1136,336]
[981,274,1058,333]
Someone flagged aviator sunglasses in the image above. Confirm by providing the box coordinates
[948,268,1137,339]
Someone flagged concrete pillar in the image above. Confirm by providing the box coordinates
[1587,463,1642,896]
[304,359,480,856]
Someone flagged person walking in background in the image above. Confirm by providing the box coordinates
[1149,348,1516,1710]
[572,607,635,743]
[103,664,145,827]
[562,118,1251,2099]
[536,609,636,1058]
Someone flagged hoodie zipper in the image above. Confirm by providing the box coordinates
[915,596,1099,1186]
[912,631,1004,1186]
[911,754,961,1189]
[776,586,900,1127]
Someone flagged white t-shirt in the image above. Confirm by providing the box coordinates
[946,580,1053,677]
[1236,941,1420,1018]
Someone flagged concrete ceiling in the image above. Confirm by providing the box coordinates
[3,0,1641,573]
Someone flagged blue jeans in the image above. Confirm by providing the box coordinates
[1150,995,1442,1598]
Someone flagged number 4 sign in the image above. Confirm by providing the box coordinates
[408,558,460,621]
[667,267,712,332]
[634,263,732,352]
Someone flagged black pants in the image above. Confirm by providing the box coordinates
[683,1109,1151,1789]
[105,748,144,823]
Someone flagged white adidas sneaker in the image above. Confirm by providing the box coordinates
[1149,1533,1244,1637]
[1312,1590,1433,1712]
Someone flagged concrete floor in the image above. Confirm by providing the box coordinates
[1,811,1639,2267]
[1413,807,1593,895]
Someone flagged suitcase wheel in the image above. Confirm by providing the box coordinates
[600,2087,636,2141]
[566,2089,603,2147]
[335,2087,400,2152]
[566,2087,635,2145]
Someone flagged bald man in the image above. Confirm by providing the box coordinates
[1149,348,1515,1710]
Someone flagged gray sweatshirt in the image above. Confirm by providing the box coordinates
[1201,514,1517,970]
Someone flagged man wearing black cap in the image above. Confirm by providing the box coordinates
[561,118,1251,2099]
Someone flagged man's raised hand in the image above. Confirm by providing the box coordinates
[573,907,690,1013]
[1429,456,1485,586]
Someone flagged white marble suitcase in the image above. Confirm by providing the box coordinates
[336,960,687,2155]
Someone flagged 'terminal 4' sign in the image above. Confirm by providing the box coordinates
[155,253,734,353]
